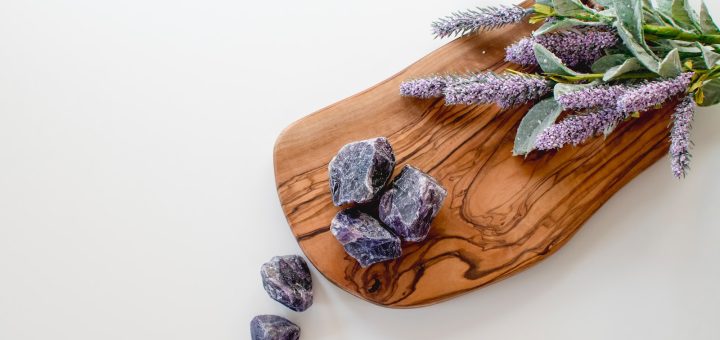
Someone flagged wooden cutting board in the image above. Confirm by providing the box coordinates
[273,0,672,308]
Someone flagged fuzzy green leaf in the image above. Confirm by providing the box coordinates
[695,42,720,68]
[658,0,672,12]
[664,0,702,32]
[614,21,660,72]
[553,82,598,100]
[614,0,645,42]
[603,57,645,80]
[657,48,682,77]
[533,43,582,76]
[670,40,702,53]
[552,0,594,16]
[699,79,720,106]
[595,0,613,7]
[513,97,563,156]
[533,18,605,36]
[591,54,630,73]
[699,1,720,34]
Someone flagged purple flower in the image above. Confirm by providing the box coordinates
[505,28,619,67]
[443,72,551,108]
[535,108,627,150]
[432,5,528,38]
[400,76,451,99]
[617,72,693,113]
[557,84,628,110]
[669,95,696,178]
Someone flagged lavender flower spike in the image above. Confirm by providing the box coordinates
[535,108,627,150]
[506,28,619,67]
[432,5,528,38]
[557,84,628,110]
[617,72,693,113]
[400,76,450,99]
[443,72,551,108]
[669,95,696,178]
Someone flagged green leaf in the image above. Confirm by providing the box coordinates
[603,57,645,80]
[595,0,613,7]
[591,54,630,73]
[667,0,702,32]
[533,44,581,76]
[553,82,598,100]
[658,0,673,13]
[613,21,660,72]
[533,18,605,36]
[699,1,720,34]
[695,42,720,68]
[552,0,594,16]
[598,8,617,18]
[614,0,644,42]
[513,97,563,156]
[657,48,682,77]
[670,40,702,53]
[699,79,720,106]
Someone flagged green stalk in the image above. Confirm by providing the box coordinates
[643,25,720,44]
[550,72,660,83]
[555,11,720,44]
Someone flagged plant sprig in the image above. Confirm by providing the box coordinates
[401,0,720,178]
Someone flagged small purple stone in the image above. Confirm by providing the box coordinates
[250,315,300,340]
[330,209,402,268]
[379,165,447,242]
[328,137,395,206]
[260,255,313,312]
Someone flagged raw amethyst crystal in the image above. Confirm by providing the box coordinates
[330,209,401,268]
[260,255,313,312]
[250,315,300,340]
[379,165,447,242]
[328,137,395,206]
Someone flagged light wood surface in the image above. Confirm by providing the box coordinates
[273,1,674,308]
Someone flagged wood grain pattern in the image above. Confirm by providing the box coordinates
[273,1,674,308]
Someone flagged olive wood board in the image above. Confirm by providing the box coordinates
[273,0,673,308]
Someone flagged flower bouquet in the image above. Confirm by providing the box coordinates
[401,0,720,178]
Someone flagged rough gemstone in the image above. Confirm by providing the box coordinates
[379,165,447,242]
[330,209,402,268]
[260,255,313,312]
[250,315,300,340]
[328,137,395,206]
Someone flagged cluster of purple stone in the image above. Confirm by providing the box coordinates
[260,255,313,312]
[251,315,300,340]
[253,255,313,339]
[401,72,552,108]
[535,73,696,178]
[328,137,396,206]
[505,28,619,67]
[328,138,447,267]
[431,5,528,38]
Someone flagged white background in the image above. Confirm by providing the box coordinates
[1,1,719,339]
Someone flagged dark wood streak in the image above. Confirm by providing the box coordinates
[273,0,677,308]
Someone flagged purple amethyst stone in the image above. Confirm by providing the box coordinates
[379,165,447,242]
[328,137,395,206]
[260,255,313,312]
[250,315,300,340]
[330,209,402,268]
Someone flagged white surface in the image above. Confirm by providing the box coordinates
[1,1,719,339]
